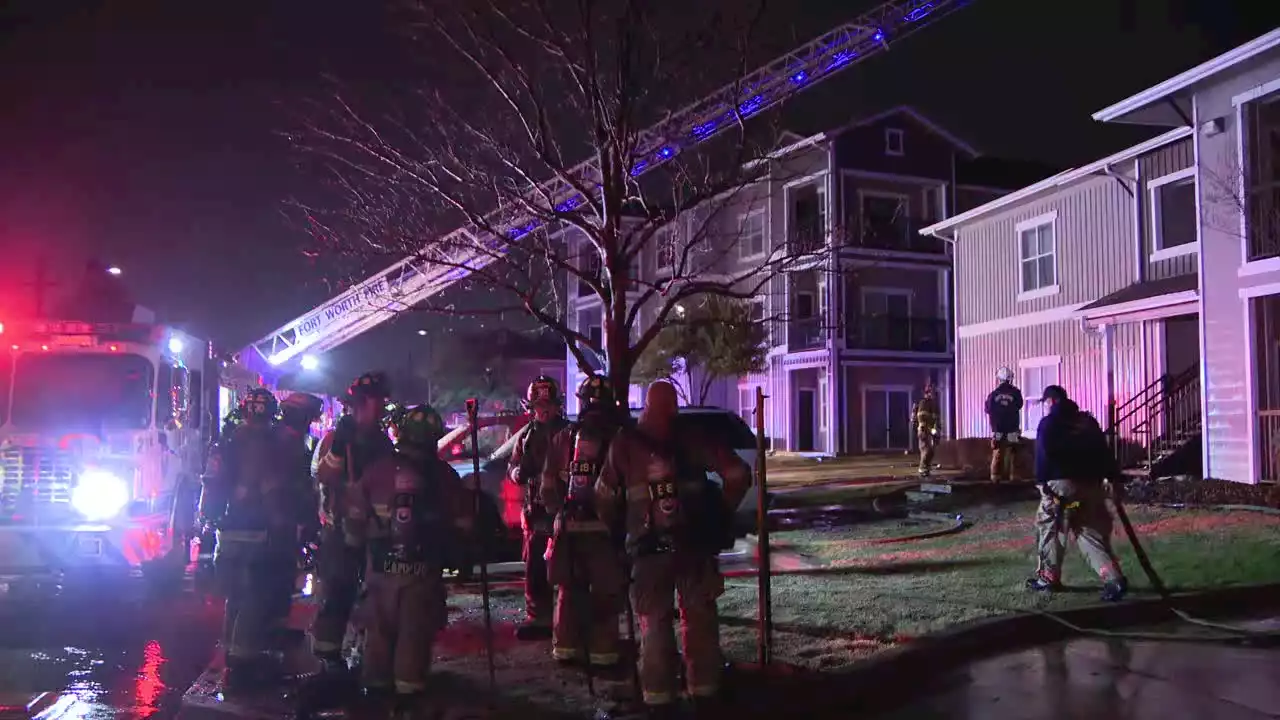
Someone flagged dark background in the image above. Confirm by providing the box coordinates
[1,0,1277,392]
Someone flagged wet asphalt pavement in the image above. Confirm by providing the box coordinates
[0,575,223,719]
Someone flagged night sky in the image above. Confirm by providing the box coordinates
[1,0,1277,390]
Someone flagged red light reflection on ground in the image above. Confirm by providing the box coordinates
[133,641,166,717]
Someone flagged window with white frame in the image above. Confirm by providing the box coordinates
[1150,170,1197,255]
[576,306,603,349]
[1017,214,1057,297]
[885,128,904,157]
[738,210,766,258]
[655,225,676,272]
[738,386,755,425]
[1020,358,1060,437]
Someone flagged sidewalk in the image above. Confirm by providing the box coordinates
[868,631,1280,719]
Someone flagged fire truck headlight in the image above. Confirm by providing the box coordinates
[72,468,131,521]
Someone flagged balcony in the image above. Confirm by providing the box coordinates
[1246,183,1280,262]
[787,226,826,255]
[843,220,947,255]
[846,315,948,353]
[787,318,824,351]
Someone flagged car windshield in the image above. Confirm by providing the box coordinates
[9,352,155,431]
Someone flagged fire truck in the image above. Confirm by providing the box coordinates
[0,319,221,598]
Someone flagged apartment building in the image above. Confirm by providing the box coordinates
[924,28,1280,484]
[564,107,1043,453]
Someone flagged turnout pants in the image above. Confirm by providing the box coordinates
[312,528,364,657]
[631,551,724,707]
[361,570,448,695]
[523,510,553,626]
[990,433,1019,482]
[547,528,625,665]
[917,429,937,472]
[215,532,297,662]
[1035,479,1124,584]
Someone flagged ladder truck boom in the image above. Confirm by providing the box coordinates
[247,0,969,371]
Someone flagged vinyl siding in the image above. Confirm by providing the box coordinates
[1193,57,1280,483]
[954,176,1136,327]
[1138,137,1198,280]
[842,364,941,452]
[955,321,1147,440]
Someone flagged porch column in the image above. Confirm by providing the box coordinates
[1101,323,1116,426]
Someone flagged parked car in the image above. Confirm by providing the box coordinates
[450,406,769,567]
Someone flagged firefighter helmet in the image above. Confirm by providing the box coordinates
[347,371,392,401]
[576,374,615,412]
[241,388,278,420]
[996,366,1015,384]
[393,404,446,448]
[524,375,562,410]
[280,392,324,424]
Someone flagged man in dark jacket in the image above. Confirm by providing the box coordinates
[985,367,1024,482]
[1028,385,1127,602]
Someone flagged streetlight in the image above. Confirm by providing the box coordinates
[417,329,427,336]
[106,266,123,276]
[300,354,320,371]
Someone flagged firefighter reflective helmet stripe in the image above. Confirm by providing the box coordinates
[524,375,562,410]
[996,366,1015,384]
[566,429,601,513]
[348,371,392,400]
[241,387,278,419]
[281,392,323,421]
[576,374,615,410]
[393,404,445,448]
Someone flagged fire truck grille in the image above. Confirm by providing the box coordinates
[0,447,75,514]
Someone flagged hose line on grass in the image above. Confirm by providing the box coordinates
[1108,484,1280,640]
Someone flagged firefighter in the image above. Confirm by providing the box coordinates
[507,375,569,640]
[596,380,752,717]
[1027,385,1128,602]
[311,372,395,671]
[271,392,325,635]
[198,388,306,691]
[986,367,1024,482]
[346,404,472,718]
[912,383,941,477]
[540,374,626,667]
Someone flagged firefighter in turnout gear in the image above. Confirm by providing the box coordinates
[312,373,395,670]
[199,388,310,691]
[539,374,627,667]
[345,405,472,717]
[912,384,941,476]
[596,381,753,717]
[1028,385,1128,602]
[272,393,325,632]
[508,375,569,640]
[986,367,1024,482]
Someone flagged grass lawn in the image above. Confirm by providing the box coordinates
[719,503,1280,670]
[426,503,1280,715]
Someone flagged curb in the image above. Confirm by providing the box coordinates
[727,582,1280,718]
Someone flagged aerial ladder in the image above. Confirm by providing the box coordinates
[242,0,970,375]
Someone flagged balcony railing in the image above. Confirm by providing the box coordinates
[1246,183,1280,262]
[787,226,826,255]
[842,220,947,254]
[788,318,824,351]
[846,315,947,352]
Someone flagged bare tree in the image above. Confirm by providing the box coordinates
[287,0,828,391]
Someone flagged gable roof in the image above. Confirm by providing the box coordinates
[919,126,1193,237]
[1094,28,1280,126]
[835,105,981,158]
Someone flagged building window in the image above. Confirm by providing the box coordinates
[794,291,815,319]
[1150,169,1198,258]
[1016,212,1058,299]
[1244,95,1280,261]
[655,225,676,272]
[576,306,603,349]
[1020,357,1060,437]
[738,386,755,425]
[885,128,904,157]
[738,210,766,258]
